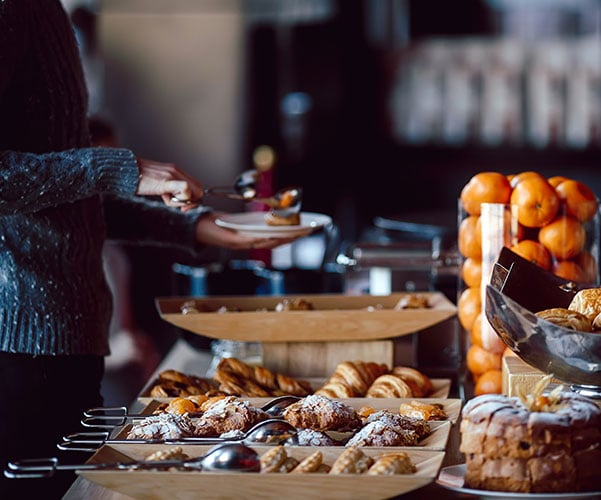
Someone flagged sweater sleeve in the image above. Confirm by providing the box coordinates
[0,147,140,214]
[102,194,212,254]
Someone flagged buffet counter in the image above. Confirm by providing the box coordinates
[63,339,469,499]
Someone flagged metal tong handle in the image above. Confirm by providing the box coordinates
[5,456,197,478]
[81,406,145,429]
[58,431,238,453]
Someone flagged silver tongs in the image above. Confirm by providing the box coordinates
[80,395,302,429]
[5,443,261,478]
[58,419,298,453]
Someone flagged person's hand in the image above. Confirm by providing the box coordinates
[195,213,298,250]
[136,158,204,212]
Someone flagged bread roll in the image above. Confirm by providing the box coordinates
[568,288,601,320]
[535,307,592,332]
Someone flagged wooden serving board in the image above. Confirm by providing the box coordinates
[79,444,446,500]
[155,292,457,343]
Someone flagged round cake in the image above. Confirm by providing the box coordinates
[459,391,601,493]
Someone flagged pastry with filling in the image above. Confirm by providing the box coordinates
[194,396,269,436]
[398,400,448,421]
[282,394,362,432]
[126,413,195,441]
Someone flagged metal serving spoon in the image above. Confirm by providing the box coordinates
[4,443,260,479]
[59,418,298,453]
[81,395,302,428]
[171,167,302,213]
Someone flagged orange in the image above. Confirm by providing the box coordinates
[466,344,502,377]
[510,176,560,228]
[474,369,503,395]
[574,250,599,284]
[552,260,587,283]
[460,172,512,216]
[470,311,484,347]
[458,286,481,332]
[548,175,570,188]
[538,216,586,260]
[461,257,482,288]
[458,215,482,260]
[555,179,599,222]
[509,239,552,271]
[509,170,545,188]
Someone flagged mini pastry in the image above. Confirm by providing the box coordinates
[367,452,416,475]
[144,446,190,462]
[398,400,448,421]
[329,446,374,474]
[291,451,323,473]
[536,307,592,332]
[260,445,288,473]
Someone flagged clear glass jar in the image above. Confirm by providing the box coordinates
[458,197,600,393]
[206,340,263,377]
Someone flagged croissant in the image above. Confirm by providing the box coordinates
[330,361,389,396]
[391,366,433,397]
[276,374,312,396]
[314,380,357,398]
[365,374,413,398]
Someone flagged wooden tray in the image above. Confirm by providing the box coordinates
[79,444,446,500]
[155,292,457,342]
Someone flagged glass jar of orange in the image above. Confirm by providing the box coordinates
[457,171,600,396]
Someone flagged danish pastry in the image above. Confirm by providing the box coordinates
[398,400,448,421]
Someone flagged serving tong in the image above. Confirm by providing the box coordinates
[5,443,261,479]
[58,418,298,453]
[173,167,302,217]
[80,395,302,429]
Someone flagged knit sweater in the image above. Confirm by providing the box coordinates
[0,0,207,355]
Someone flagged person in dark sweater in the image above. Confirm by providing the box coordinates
[0,0,291,497]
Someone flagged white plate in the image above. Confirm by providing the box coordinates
[436,464,601,500]
[215,211,332,238]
